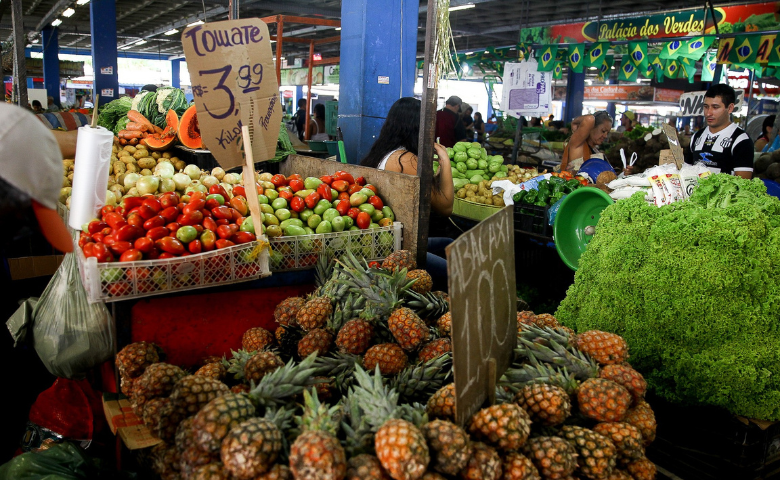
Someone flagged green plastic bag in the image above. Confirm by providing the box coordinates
[0,443,91,479]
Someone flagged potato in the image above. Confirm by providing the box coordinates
[492,196,505,206]
[173,160,186,171]
[63,159,75,170]
[67,172,74,182]
[126,163,139,173]
[140,168,153,176]
[107,176,116,188]
[157,157,171,164]
[63,176,71,187]
[162,152,172,159]
[466,190,475,198]
[137,157,157,169]
[133,149,150,160]
[151,152,162,160]
[113,161,126,176]
[112,145,119,154]
[123,145,137,154]
[116,174,126,186]
[457,189,466,199]
[170,157,181,164]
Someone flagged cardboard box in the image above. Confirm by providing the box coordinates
[102,393,161,450]
[7,255,64,280]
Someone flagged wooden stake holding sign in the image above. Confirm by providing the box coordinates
[446,206,517,425]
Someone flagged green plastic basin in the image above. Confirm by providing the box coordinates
[553,187,614,271]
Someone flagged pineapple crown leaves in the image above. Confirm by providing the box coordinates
[248,353,322,408]
[396,402,429,428]
[346,365,401,432]
[495,386,516,404]
[499,361,580,396]
[263,405,297,463]
[222,349,256,380]
[404,290,450,320]
[313,352,362,394]
[390,353,453,403]
[340,395,376,457]
[518,324,573,347]
[295,389,343,436]
[515,331,599,380]
[314,252,335,289]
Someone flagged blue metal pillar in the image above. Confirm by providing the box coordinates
[606,102,616,122]
[295,86,303,107]
[339,0,417,164]
[42,27,61,108]
[90,0,118,106]
[171,59,181,88]
[27,77,34,90]
[563,68,585,124]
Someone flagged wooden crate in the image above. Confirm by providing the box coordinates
[452,197,502,221]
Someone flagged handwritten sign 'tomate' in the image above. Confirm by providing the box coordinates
[446,206,517,425]
[182,19,282,169]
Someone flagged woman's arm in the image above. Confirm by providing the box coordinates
[561,114,594,171]
[476,121,485,135]
[430,144,454,216]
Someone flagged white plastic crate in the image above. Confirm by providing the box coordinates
[269,222,403,271]
[77,241,270,303]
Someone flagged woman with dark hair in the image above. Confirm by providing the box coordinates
[308,103,329,141]
[755,115,775,152]
[561,110,613,172]
[361,97,454,290]
[473,112,485,143]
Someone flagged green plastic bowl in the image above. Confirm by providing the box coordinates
[553,187,614,271]
[308,141,328,152]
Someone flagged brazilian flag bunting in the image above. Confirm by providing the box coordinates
[643,54,658,79]
[701,51,717,82]
[651,55,665,82]
[728,35,759,66]
[598,55,614,81]
[618,60,639,82]
[679,57,697,83]
[628,41,648,71]
[679,36,715,61]
[660,39,684,59]
[568,44,585,73]
[768,37,780,66]
[664,59,680,79]
[585,42,608,69]
[553,60,564,80]
[537,45,558,72]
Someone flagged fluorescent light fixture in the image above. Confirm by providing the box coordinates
[589,67,597,70]
[335,27,341,31]
[120,44,132,50]
[32,38,39,43]
[187,20,204,26]
[610,66,616,69]
[136,39,147,45]
[164,28,179,35]
[76,0,90,5]
[51,19,63,26]
[63,8,75,17]
[449,4,475,11]
[465,51,474,55]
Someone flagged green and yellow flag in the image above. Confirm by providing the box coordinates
[537,45,558,72]
[679,57,697,83]
[585,42,608,69]
[679,36,715,61]
[768,36,780,65]
[643,54,658,79]
[660,39,684,60]
[553,60,564,80]
[651,55,665,82]
[597,55,614,81]
[728,35,759,65]
[568,44,585,73]
[618,60,639,82]
[628,41,648,71]
[664,59,680,79]
[701,51,717,82]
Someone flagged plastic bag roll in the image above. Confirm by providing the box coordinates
[68,126,114,230]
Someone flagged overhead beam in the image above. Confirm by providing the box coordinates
[419,0,494,14]
[34,0,73,32]
[244,2,341,17]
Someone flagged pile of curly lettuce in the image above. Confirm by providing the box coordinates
[557,174,780,420]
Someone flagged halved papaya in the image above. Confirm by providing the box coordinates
[143,110,179,151]
[178,104,202,150]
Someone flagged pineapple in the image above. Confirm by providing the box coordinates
[513,383,571,426]
[180,445,219,479]
[192,462,229,479]
[625,458,656,480]
[418,338,452,363]
[421,419,471,475]
[247,354,322,409]
[312,352,361,394]
[338,252,415,323]
[573,331,629,366]
[437,312,452,337]
[432,291,450,304]
[468,404,531,451]
[407,269,433,294]
[142,397,170,432]
[516,311,536,331]
[500,451,540,480]
[131,362,187,415]
[193,393,257,453]
[532,314,559,329]
[116,341,160,378]
[220,417,282,479]
[242,327,275,352]
[458,442,501,480]
[276,324,305,358]
[500,362,580,397]
[346,454,392,480]
[175,416,197,453]
[275,296,305,326]
[296,296,333,331]
[363,343,408,375]
[195,362,227,380]
[405,290,449,322]
[231,384,250,394]
[257,464,293,480]
[375,419,430,480]
[298,328,334,358]
[166,375,230,425]
[336,319,374,355]
[422,474,447,480]
[577,378,632,422]
[560,425,617,479]
[390,354,452,403]
[289,390,347,480]
[522,437,577,480]
[149,443,180,479]
[382,250,417,272]
[604,470,633,480]
[593,423,645,464]
[426,383,456,421]
[245,351,285,384]
[388,307,429,351]
[516,326,599,381]
[623,401,656,446]
[223,349,257,382]
[599,364,647,403]
[120,375,138,398]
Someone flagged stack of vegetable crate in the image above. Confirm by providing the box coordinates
[512,176,583,239]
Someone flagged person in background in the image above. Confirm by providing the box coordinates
[74,95,85,109]
[293,98,307,141]
[308,103,329,141]
[530,117,542,127]
[361,97,454,291]
[46,96,59,112]
[755,115,775,152]
[682,124,692,137]
[561,110,613,173]
[473,112,485,143]
[616,111,635,133]
[544,114,554,127]
[487,113,497,124]
[31,100,44,114]
[435,96,467,147]
[686,84,753,179]
[141,84,158,93]
[461,104,474,139]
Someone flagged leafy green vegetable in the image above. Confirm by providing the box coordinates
[624,125,653,140]
[556,175,780,420]
[97,96,133,134]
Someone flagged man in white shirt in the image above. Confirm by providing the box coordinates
[686,84,753,179]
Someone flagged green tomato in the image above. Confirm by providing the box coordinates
[101,267,123,283]
[331,216,345,232]
[371,210,384,223]
[257,194,269,204]
[264,189,279,201]
[304,227,315,235]
[322,208,340,223]
[176,225,198,243]
[358,204,376,215]
[314,199,331,215]
[307,214,322,229]
[378,231,394,246]
[271,197,288,211]
[330,188,338,201]
[348,226,360,231]
[359,187,375,197]
[264,214,280,226]
[275,208,291,221]
[240,216,256,234]
[280,218,304,230]
[299,209,314,222]
[368,222,380,229]
[342,215,354,229]
[294,189,313,198]
[382,206,395,221]
[304,177,323,190]
[260,203,274,215]
[284,225,307,236]
[206,194,225,205]
[316,221,333,234]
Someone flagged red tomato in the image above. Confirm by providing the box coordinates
[368,261,380,268]
[356,212,371,229]
[338,192,350,202]
[143,215,166,230]
[364,184,378,194]
[158,252,177,259]
[146,248,160,260]
[235,216,245,227]
[305,192,321,209]
[336,200,350,216]
[271,174,287,187]
[100,205,115,217]
[287,174,303,182]
[188,239,203,254]
[180,210,204,226]
[116,225,144,242]
[91,232,105,244]
[216,239,236,249]
[368,195,384,210]
[159,192,179,209]
[320,175,333,185]
[355,176,367,186]
[160,207,179,223]
[215,218,230,226]
[82,242,96,258]
[146,226,170,240]
[120,249,143,262]
[230,196,249,216]
[334,171,355,184]
[192,225,204,235]
[347,208,360,220]
[108,241,133,256]
[317,184,332,201]
[114,206,125,216]
[156,237,185,255]
[127,267,150,281]
[205,198,221,210]
[126,213,144,229]
[93,243,114,263]
[123,197,144,210]
[166,222,181,234]
[231,231,255,244]
[211,206,232,220]
[278,190,294,202]
[137,204,156,221]
[331,180,349,192]
[101,227,112,236]
[107,282,131,296]
[203,217,218,232]
[102,235,116,246]
[103,212,126,230]
[289,179,305,192]
[232,185,246,197]
[88,220,108,234]
[200,230,217,251]
[217,224,239,239]
[78,237,91,249]
[142,198,162,214]
[290,196,305,213]
[134,237,155,254]
[348,184,363,195]
[209,184,229,200]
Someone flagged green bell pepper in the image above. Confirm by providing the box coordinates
[549,176,565,185]
[565,179,582,191]
[524,189,538,204]
[513,190,527,203]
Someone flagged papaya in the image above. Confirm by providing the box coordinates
[142,110,179,151]
[178,104,202,150]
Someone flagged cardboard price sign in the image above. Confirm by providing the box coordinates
[182,19,282,169]
[446,206,517,425]
[662,124,684,169]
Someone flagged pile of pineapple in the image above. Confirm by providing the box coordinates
[115,250,659,480]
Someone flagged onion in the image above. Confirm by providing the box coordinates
[219,182,234,198]
[155,162,175,179]
[223,173,241,185]
[184,164,201,180]
[136,176,160,196]
[124,173,140,189]
[173,172,192,191]
[105,190,117,206]
[59,187,72,204]
[258,172,273,182]
[159,178,176,193]
[126,187,139,197]
[211,167,225,180]
[202,175,219,188]
[185,184,208,195]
